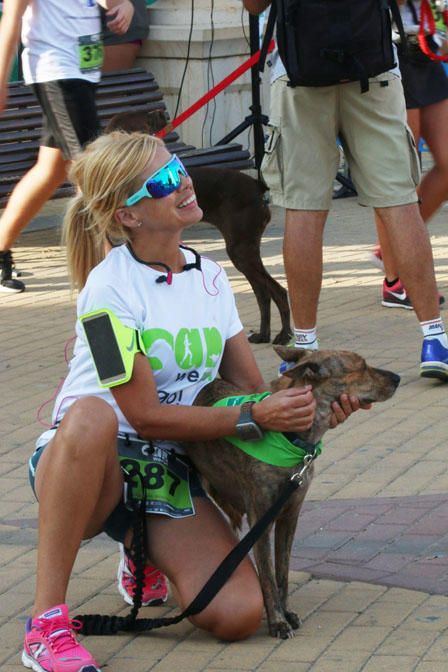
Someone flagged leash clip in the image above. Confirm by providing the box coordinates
[291,453,315,487]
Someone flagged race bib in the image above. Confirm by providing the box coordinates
[78,34,104,72]
[118,437,195,519]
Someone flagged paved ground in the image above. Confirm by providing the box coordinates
[1,193,448,671]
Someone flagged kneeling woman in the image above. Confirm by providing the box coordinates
[24,132,361,672]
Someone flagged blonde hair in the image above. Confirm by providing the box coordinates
[63,131,163,289]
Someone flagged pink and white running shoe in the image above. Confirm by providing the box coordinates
[117,543,168,607]
[22,604,100,672]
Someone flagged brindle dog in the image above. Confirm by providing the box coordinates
[186,347,400,639]
[105,109,291,345]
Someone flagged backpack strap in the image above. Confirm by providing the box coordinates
[389,0,407,49]
[407,0,420,25]
[259,2,277,73]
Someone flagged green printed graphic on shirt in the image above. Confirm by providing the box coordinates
[141,326,223,372]
[214,393,322,468]
[78,33,104,71]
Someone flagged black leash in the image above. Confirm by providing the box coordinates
[75,462,312,636]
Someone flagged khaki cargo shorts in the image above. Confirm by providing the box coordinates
[261,72,420,210]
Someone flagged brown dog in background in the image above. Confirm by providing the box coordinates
[187,348,400,639]
[105,109,291,345]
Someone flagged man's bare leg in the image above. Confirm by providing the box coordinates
[283,209,328,330]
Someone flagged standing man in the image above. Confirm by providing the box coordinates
[243,0,448,381]
[0,0,134,293]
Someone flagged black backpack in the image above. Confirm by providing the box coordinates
[261,0,405,93]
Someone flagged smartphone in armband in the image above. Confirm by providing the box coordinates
[80,308,141,388]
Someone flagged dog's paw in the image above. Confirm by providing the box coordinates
[285,610,301,630]
[248,331,270,344]
[269,621,295,639]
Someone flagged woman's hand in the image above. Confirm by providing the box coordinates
[251,386,316,433]
[106,0,134,35]
[329,394,372,429]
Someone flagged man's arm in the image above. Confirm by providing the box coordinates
[0,0,29,113]
[243,0,272,16]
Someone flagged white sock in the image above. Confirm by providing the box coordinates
[293,327,318,350]
[420,318,448,347]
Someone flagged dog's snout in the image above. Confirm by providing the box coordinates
[391,372,401,388]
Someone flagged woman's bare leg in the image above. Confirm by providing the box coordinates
[33,397,123,617]
[146,497,264,641]
[418,98,448,221]
[0,147,69,251]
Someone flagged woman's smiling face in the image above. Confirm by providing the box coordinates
[129,146,203,233]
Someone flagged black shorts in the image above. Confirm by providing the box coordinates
[32,79,100,159]
[399,54,448,110]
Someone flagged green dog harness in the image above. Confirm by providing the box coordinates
[213,392,322,468]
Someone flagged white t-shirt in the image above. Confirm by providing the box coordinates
[21,0,102,84]
[44,246,243,451]
[400,1,421,33]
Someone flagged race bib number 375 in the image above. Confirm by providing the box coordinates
[78,34,104,72]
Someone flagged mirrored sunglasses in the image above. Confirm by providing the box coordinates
[125,154,189,206]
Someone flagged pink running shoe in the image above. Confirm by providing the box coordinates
[382,278,413,309]
[117,543,168,607]
[382,278,445,310]
[22,604,100,672]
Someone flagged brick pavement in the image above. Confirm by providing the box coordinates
[1,195,448,671]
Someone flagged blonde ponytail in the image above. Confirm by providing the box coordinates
[62,131,163,289]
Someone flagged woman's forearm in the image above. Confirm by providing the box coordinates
[130,403,242,442]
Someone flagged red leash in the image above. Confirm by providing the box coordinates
[155,40,275,139]
[418,0,448,62]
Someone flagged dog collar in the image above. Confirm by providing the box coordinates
[213,393,322,468]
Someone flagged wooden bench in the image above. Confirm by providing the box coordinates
[0,67,254,207]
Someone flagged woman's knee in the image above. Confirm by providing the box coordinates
[57,397,118,459]
[192,583,264,641]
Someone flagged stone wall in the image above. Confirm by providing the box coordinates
[137,0,270,150]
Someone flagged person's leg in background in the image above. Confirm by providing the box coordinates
[102,40,141,72]
[376,99,448,309]
[0,78,99,294]
[261,79,339,366]
[283,209,327,354]
[341,73,448,380]
[376,200,448,379]
[0,146,69,293]
[415,98,448,220]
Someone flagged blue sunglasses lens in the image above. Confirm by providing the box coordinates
[125,155,189,205]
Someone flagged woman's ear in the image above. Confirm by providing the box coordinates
[115,207,141,230]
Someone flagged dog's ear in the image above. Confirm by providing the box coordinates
[273,345,311,362]
[284,360,326,382]
[271,358,330,391]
